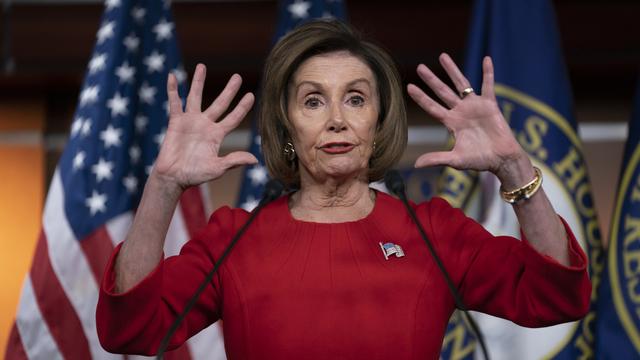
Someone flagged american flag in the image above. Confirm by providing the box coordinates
[236,0,346,210]
[4,0,225,359]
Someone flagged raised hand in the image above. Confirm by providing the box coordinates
[407,53,528,179]
[153,64,258,190]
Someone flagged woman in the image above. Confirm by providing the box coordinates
[97,20,590,359]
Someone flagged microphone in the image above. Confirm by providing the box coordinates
[156,179,285,359]
[384,170,490,360]
[384,168,406,200]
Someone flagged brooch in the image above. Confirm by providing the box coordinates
[379,242,405,260]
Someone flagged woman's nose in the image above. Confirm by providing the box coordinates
[327,102,347,132]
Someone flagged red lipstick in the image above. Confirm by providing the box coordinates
[319,142,355,154]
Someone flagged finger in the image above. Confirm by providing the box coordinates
[220,151,259,170]
[185,64,206,112]
[167,73,183,117]
[439,53,472,96]
[219,92,255,134]
[481,56,496,99]
[415,64,459,108]
[414,151,456,168]
[407,84,448,121]
[204,74,243,121]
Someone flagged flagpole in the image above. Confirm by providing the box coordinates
[1,0,14,74]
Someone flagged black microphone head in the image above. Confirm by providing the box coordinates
[262,178,285,203]
[384,169,405,197]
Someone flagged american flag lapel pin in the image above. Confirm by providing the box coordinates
[379,242,405,260]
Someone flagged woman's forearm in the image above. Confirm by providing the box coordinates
[114,174,183,293]
[496,154,571,266]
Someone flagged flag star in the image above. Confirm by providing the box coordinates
[122,174,139,193]
[71,117,84,136]
[92,158,114,182]
[88,53,107,74]
[135,115,148,133]
[288,0,311,19]
[80,85,99,106]
[104,0,121,10]
[145,164,154,176]
[81,119,92,136]
[107,92,129,117]
[241,196,259,211]
[131,6,146,23]
[72,151,86,170]
[254,135,261,146]
[153,19,174,41]
[123,33,140,52]
[154,129,166,146]
[129,145,142,163]
[85,190,107,216]
[173,66,187,84]
[322,11,334,19]
[97,21,115,44]
[144,51,165,73]
[139,83,157,104]
[100,124,123,148]
[248,165,268,186]
[115,61,136,83]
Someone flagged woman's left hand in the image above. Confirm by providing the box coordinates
[408,53,528,179]
[409,54,572,267]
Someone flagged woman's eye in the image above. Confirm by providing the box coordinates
[304,97,322,108]
[348,95,365,107]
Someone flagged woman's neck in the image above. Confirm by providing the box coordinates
[289,175,375,223]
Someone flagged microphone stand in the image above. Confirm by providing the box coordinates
[156,179,284,359]
[384,170,490,360]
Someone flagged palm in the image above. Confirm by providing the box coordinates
[408,54,524,174]
[154,66,257,189]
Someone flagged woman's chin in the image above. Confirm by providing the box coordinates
[316,161,369,181]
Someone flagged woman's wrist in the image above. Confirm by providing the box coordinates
[494,152,536,191]
[146,172,184,204]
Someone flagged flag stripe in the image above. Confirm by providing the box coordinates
[43,171,121,360]
[179,186,207,237]
[80,226,117,284]
[15,277,63,360]
[30,231,92,360]
[164,204,189,257]
[199,183,214,218]
[105,212,134,247]
[186,322,227,360]
[5,323,31,360]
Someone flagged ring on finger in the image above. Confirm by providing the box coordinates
[460,87,474,99]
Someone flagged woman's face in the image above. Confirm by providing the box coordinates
[287,51,379,183]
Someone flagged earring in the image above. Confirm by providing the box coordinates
[283,142,296,161]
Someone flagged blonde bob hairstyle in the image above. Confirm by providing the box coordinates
[259,19,407,187]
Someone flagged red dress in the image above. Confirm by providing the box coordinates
[96,192,591,359]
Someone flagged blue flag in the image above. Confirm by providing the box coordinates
[439,0,603,358]
[595,79,640,359]
[236,0,346,210]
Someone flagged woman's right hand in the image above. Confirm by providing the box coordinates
[153,64,258,192]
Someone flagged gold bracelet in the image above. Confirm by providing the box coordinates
[499,167,543,204]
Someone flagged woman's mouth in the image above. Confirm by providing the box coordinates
[319,142,355,154]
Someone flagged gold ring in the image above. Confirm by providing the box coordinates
[460,87,474,99]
